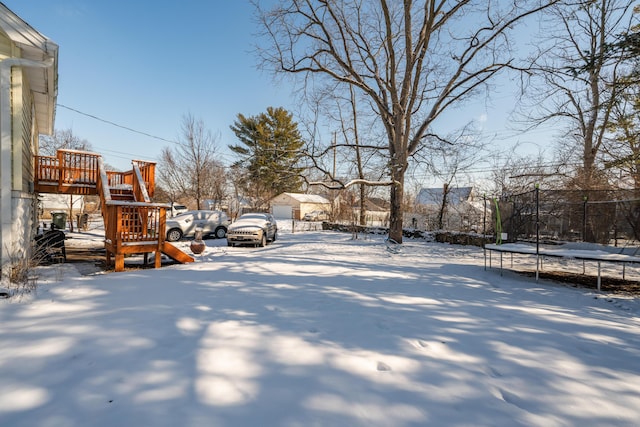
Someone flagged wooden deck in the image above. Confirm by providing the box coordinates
[34,149,193,272]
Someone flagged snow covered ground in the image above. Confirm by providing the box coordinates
[2,221,640,426]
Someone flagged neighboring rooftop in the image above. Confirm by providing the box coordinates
[416,186,473,206]
[281,192,330,204]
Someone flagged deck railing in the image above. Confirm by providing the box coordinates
[58,150,100,186]
[105,171,129,187]
[35,155,59,182]
[133,160,156,198]
[132,163,151,203]
[35,149,101,193]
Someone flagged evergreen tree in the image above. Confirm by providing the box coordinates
[229,107,304,208]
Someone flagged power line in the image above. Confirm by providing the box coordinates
[57,103,180,145]
[56,103,235,163]
[55,103,564,176]
[95,147,158,162]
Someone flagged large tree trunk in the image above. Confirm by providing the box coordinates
[583,147,597,189]
[389,168,405,243]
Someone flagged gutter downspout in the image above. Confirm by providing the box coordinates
[0,57,54,287]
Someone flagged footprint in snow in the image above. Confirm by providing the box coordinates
[486,366,502,378]
[414,340,428,349]
[377,361,392,371]
[499,389,527,410]
[413,339,447,349]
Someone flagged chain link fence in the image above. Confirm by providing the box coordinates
[496,188,640,247]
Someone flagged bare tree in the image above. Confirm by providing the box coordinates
[303,83,387,225]
[522,0,636,190]
[158,114,225,210]
[38,128,91,156]
[343,86,380,226]
[255,0,559,243]
[227,164,247,220]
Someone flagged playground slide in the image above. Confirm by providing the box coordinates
[161,242,195,263]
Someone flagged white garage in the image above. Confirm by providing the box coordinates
[271,192,331,220]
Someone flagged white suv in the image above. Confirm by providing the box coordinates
[166,210,231,241]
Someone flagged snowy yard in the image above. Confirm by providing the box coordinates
[2,223,640,426]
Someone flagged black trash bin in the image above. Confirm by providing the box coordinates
[51,211,67,230]
[76,213,89,230]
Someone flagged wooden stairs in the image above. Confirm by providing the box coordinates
[34,149,194,272]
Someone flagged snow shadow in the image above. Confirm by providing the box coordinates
[1,231,640,426]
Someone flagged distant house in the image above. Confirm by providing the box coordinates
[352,197,390,226]
[0,4,58,283]
[415,186,484,232]
[271,193,331,220]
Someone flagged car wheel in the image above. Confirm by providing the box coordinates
[259,234,267,247]
[271,231,277,242]
[214,226,227,239]
[167,228,183,242]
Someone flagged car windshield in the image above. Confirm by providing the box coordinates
[240,214,268,220]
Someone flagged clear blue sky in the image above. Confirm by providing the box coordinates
[4,0,555,183]
[3,0,294,171]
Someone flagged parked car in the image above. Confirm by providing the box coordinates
[226,212,278,247]
[165,210,230,242]
[303,210,329,221]
[170,203,188,217]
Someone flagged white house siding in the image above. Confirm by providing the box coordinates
[19,77,35,192]
[11,190,36,261]
[0,4,59,285]
[1,65,37,283]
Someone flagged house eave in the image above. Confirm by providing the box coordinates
[0,3,59,135]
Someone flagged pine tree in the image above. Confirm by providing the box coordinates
[229,107,305,208]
